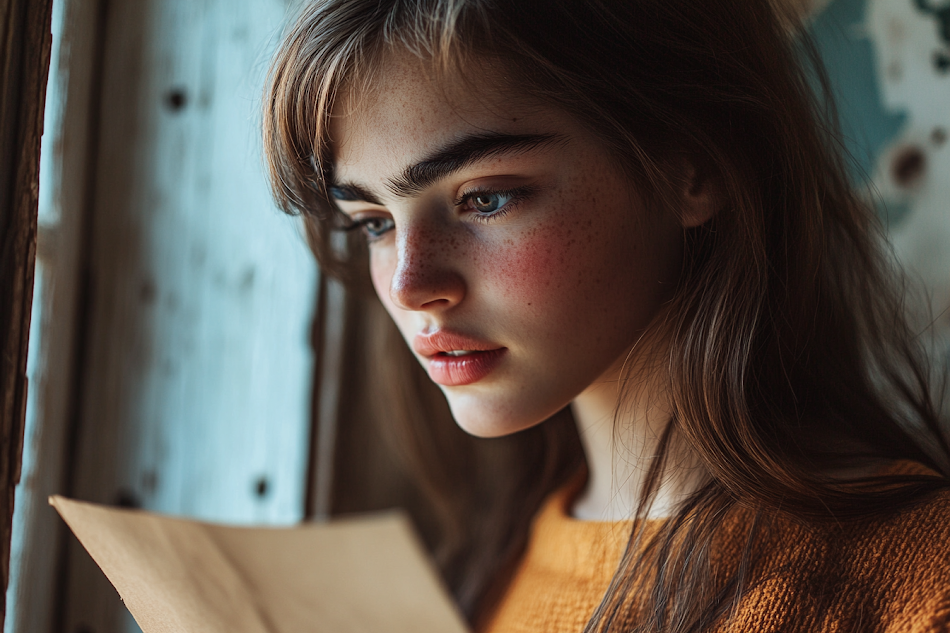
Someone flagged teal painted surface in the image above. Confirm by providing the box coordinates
[809,0,907,182]
[810,0,950,352]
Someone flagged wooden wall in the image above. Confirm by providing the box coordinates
[5,1,948,631]
[3,1,317,632]
[4,1,100,630]
[0,0,53,628]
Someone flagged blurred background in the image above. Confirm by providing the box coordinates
[4,0,949,631]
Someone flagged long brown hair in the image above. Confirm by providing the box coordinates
[263,0,950,630]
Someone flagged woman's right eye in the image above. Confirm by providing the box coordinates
[344,216,395,241]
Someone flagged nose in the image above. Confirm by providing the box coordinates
[389,222,466,312]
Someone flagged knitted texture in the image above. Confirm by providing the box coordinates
[483,462,950,632]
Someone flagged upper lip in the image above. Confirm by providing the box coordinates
[412,330,503,358]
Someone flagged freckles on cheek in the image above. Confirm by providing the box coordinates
[475,176,633,325]
[478,219,603,312]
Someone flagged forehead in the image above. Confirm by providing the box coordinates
[329,50,570,182]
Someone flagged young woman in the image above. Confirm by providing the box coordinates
[263,0,950,631]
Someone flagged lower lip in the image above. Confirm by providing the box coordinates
[426,349,507,386]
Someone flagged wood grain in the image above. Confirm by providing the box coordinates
[0,0,53,627]
[58,1,317,631]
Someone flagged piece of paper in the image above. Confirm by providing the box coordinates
[50,495,470,633]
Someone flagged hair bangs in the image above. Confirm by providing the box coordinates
[264,0,489,278]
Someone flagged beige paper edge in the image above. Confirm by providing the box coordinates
[51,496,469,633]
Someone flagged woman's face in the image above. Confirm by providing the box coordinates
[330,52,684,437]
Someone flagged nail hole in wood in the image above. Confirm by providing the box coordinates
[934,50,950,73]
[891,146,926,188]
[165,87,188,111]
[932,127,947,146]
[114,488,140,509]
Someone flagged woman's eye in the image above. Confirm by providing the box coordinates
[360,217,394,239]
[455,186,537,222]
[342,216,394,241]
[467,191,514,214]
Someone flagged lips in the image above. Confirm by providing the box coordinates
[413,331,507,386]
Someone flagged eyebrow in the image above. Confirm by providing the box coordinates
[329,132,566,203]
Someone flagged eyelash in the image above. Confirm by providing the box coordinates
[454,185,537,222]
[339,214,394,242]
[338,185,538,242]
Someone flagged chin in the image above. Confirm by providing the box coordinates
[443,392,555,438]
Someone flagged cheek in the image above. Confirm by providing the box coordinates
[475,216,622,314]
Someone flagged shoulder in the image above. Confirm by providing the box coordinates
[751,462,950,632]
[715,462,950,632]
[841,460,950,549]
[829,480,950,631]
[844,462,950,583]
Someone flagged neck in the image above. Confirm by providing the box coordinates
[569,354,702,521]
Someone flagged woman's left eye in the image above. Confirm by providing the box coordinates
[467,191,513,214]
[456,187,534,219]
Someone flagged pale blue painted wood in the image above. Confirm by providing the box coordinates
[5,1,90,630]
[810,0,950,365]
[60,0,317,631]
[71,0,314,525]
[5,261,46,633]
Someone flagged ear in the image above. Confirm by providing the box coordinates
[677,159,726,228]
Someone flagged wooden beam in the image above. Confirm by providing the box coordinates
[0,0,54,626]
[57,1,316,628]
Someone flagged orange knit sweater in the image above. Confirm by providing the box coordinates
[484,462,950,632]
